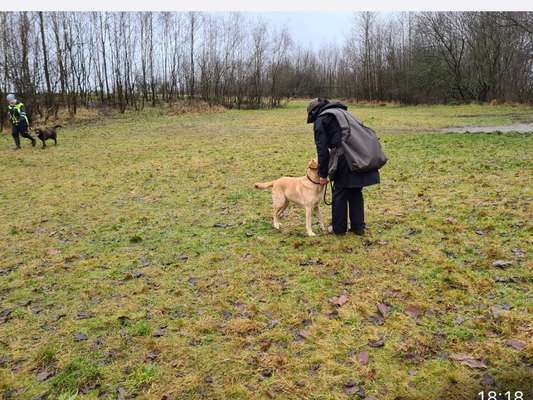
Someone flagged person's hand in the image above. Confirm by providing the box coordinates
[319,177,329,185]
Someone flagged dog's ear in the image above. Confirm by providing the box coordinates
[308,159,318,169]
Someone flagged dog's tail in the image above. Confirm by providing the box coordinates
[53,125,63,129]
[254,181,274,189]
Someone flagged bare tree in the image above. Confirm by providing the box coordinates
[1,10,533,124]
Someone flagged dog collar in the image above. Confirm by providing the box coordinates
[306,174,321,185]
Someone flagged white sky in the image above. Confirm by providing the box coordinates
[252,12,354,48]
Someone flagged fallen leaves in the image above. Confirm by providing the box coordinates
[366,313,384,326]
[511,248,525,258]
[153,327,166,337]
[75,311,93,320]
[504,339,526,351]
[490,304,511,318]
[366,302,391,326]
[308,363,321,375]
[343,380,365,397]
[0,308,12,324]
[260,368,273,378]
[459,358,487,369]
[404,304,422,319]
[55,313,66,322]
[74,332,88,341]
[299,258,324,266]
[481,373,495,386]
[295,329,311,341]
[36,370,55,382]
[138,256,151,267]
[124,270,144,280]
[376,303,391,318]
[213,222,232,228]
[357,351,369,365]
[145,351,158,362]
[449,353,487,369]
[329,294,348,307]
[492,260,513,268]
[368,336,385,348]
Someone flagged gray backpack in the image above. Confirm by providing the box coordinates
[319,108,387,176]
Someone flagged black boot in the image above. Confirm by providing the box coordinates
[13,134,21,149]
[351,227,365,236]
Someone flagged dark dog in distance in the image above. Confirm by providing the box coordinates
[33,125,62,148]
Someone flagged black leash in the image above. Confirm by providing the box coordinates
[323,181,332,205]
[306,174,332,205]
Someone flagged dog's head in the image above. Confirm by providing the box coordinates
[33,128,43,136]
[307,159,319,170]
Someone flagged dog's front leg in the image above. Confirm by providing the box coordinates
[315,204,326,232]
[305,207,316,237]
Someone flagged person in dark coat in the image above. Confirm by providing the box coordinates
[307,98,380,235]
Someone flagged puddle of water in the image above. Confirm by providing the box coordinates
[443,123,533,133]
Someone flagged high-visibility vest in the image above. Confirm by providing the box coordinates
[8,102,29,126]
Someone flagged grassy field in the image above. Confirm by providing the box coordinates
[0,101,531,400]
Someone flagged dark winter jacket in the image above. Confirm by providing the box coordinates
[311,101,380,188]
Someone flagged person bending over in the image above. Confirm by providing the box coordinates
[307,98,380,235]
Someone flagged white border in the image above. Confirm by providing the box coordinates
[1,0,532,12]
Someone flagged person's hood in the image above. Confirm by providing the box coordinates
[307,100,348,123]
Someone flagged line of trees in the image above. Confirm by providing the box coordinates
[1,11,532,128]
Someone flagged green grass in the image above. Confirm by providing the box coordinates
[0,101,531,399]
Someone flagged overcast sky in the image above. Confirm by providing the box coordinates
[252,12,354,47]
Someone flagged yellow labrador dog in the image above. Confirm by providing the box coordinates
[255,159,326,236]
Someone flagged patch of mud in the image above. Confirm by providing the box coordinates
[443,123,533,133]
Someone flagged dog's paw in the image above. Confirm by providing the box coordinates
[307,231,316,237]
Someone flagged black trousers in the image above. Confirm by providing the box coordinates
[12,122,35,148]
[331,185,365,234]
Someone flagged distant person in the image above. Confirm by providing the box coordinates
[6,93,36,149]
[307,98,383,235]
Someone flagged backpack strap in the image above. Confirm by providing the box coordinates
[319,108,353,143]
